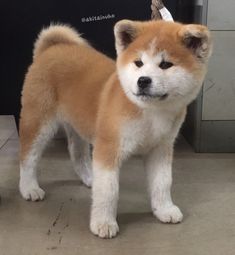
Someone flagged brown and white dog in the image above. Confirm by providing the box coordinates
[19,20,212,238]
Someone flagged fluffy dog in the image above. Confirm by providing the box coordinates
[19,20,212,238]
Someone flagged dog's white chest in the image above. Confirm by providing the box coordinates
[121,110,175,156]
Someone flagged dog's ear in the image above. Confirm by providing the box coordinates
[179,24,212,61]
[114,20,139,55]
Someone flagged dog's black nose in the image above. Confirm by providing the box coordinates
[137,76,152,90]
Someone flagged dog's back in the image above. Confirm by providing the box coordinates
[20,25,115,161]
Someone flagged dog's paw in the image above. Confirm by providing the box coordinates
[20,183,45,202]
[90,219,119,238]
[74,166,92,188]
[81,174,92,188]
[154,205,183,224]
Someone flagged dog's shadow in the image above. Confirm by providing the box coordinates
[44,179,85,189]
[118,211,154,223]
[117,211,155,233]
[41,179,91,201]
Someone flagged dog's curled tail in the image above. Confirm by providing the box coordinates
[33,24,86,59]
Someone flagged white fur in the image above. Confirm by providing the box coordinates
[19,120,58,201]
[64,124,92,187]
[20,120,93,202]
[102,103,185,230]
[144,144,183,223]
[91,82,187,238]
[117,49,202,109]
[90,162,119,238]
[120,108,180,156]
[19,22,211,239]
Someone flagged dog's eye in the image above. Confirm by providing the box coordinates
[134,60,144,68]
[159,61,173,70]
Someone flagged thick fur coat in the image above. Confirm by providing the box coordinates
[19,20,212,238]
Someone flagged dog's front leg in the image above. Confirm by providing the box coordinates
[90,142,120,238]
[145,142,183,223]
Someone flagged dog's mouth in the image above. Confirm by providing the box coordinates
[134,92,168,101]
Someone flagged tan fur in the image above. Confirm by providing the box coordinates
[20,30,139,167]
[19,20,212,238]
[20,20,211,169]
[117,20,210,74]
[93,73,140,168]
[33,24,87,59]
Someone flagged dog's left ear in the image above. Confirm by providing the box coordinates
[114,20,139,55]
[179,24,212,61]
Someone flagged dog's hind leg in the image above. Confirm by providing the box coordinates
[19,117,58,201]
[64,124,92,187]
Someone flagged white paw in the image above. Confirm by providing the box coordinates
[74,165,92,188]
[20,183,45,201]
[154,205,183,223]
[90,219,119,238]
[80,173,92,188]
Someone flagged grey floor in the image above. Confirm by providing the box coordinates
[0,115,235,255]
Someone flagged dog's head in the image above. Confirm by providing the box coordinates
[114,20,212,108]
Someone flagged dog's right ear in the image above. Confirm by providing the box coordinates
[114,20,139,55]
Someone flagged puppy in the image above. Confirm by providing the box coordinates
[19,20,212,238]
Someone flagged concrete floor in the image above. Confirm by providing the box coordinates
[0,115,235,255]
